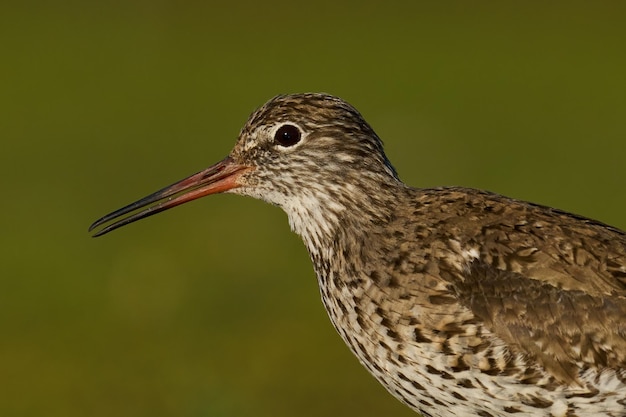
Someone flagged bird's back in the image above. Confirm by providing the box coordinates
[319,186,626,417]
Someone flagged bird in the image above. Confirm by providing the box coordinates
[90,93,626,417]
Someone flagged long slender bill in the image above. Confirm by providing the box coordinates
[89,156,252,237]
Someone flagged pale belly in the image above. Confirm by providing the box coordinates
[320,279,626,417]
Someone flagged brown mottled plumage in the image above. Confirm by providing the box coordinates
[90,93,626,416]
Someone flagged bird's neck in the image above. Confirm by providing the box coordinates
[285,177,405,268]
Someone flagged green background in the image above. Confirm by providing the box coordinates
[2,2,625,416]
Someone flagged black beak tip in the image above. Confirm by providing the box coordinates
[88,220,105,237]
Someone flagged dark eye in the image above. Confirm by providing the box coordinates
[274,124,301,147]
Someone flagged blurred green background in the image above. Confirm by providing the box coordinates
[2,1,626,416]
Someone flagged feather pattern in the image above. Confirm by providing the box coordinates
[230,94,626,416]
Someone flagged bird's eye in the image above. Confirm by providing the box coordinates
[274,124,301,147]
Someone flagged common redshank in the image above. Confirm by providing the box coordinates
[90,93,626,417]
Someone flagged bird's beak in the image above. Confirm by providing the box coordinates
[89,156,253,237]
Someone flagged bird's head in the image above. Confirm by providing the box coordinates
[89,93,400,240]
